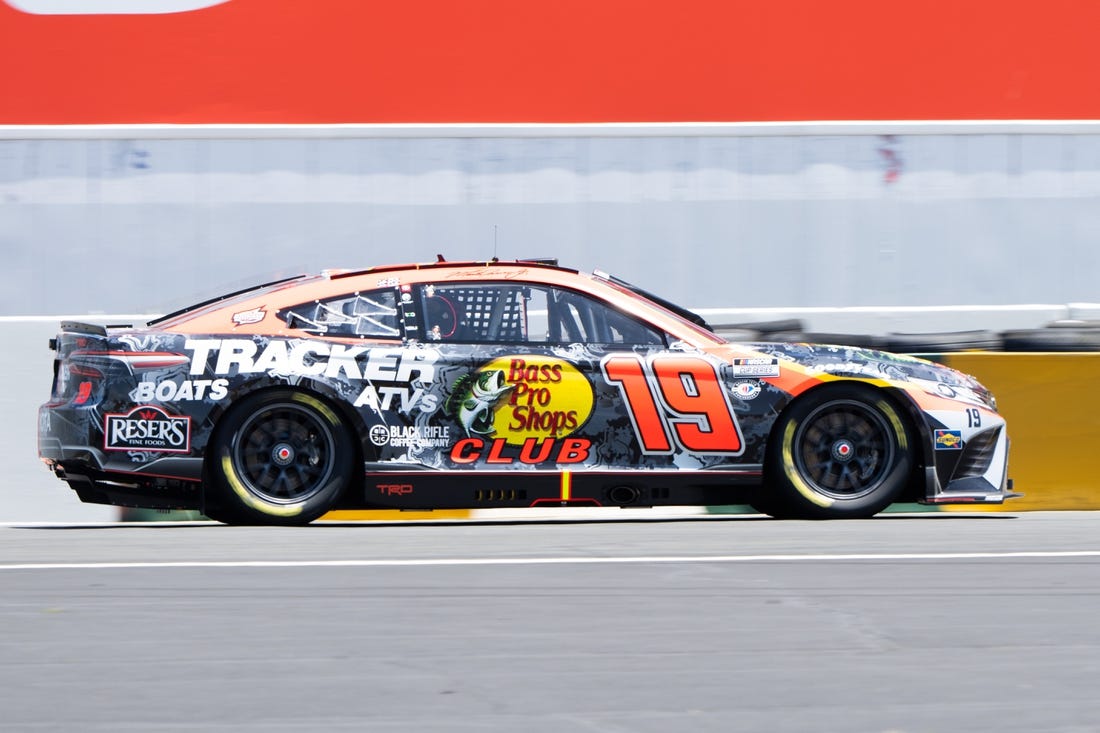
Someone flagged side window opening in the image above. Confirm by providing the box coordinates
[422,284,539,343]
[418,281,665,347]
[550,288,666,347]
[280,289,401,338]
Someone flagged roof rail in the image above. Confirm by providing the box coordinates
[329,258,574,280]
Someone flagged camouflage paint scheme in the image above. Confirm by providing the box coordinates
[38,261,1012,515]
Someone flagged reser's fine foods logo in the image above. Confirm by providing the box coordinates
[104,405,191,453]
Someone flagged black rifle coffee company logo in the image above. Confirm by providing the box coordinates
[104,405,191,453]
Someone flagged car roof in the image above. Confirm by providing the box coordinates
[328,258,573,281]
[149,259,587,332]
[148,258,724,346]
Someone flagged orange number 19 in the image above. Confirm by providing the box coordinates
[601,354,743,455]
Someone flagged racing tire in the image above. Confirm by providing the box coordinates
[763,385,914,519]
[206,390,355,525]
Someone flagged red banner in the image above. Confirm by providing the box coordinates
[2,0,1099,124]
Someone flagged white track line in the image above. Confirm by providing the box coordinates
[2,550,1100,571]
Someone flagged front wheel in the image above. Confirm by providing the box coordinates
[206,390,355,525]
[762,385,914,519]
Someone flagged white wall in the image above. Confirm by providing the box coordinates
[3,123,1100,318]
[2,320,115,522]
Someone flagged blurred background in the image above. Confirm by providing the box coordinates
[3,0,1099,520]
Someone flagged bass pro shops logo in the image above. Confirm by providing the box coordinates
[446,356,595,465]
[447,356,594,444]
[104,405,191,453]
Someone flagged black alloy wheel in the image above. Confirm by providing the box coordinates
[207,390,354,525]
[762,384,914,519]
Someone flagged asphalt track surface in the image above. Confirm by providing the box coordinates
[3,511,1100,733]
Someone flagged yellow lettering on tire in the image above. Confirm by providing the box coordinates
[220,453,304,518]
[781,421,834,508]
[291,392,340,426]
[876,399,908,451]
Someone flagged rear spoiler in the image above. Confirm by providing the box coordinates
[50,320,117,351]
[59,321,108,336]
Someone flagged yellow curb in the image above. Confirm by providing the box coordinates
[319,509,472,521]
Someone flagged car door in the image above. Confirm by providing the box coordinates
[401,280,589,469]
[545,287,746,472]
[404,280,745,473]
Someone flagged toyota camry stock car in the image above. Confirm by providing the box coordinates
[37,259,1015,524]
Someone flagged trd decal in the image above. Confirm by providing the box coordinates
[377,483,414,496]
[601,354,744,456]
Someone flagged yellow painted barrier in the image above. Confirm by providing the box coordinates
[940,352,1100,511]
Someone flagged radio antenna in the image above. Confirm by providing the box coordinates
[493,225,498,261]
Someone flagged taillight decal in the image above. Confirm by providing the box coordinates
[75,351,190,370]
[73,381,94,405]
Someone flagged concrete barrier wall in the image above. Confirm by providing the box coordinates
[5,124,1100,318]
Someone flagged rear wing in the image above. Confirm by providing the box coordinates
[48,321,112,352]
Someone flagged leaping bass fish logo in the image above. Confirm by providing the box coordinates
[4,0,230,14]
[446,370,513,437]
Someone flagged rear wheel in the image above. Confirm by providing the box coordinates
[762,385,913,519]
[206,390,354,525]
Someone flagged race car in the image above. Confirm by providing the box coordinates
[38,259,1015,524]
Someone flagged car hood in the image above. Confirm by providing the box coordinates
[744,341,997,409]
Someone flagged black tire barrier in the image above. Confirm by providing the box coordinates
[885,330,1003,353]
[713,324,1100,353]
[1000,328,1100,352]
[1046,320,1100,329]
[711,318,806,335]
[712,327,762,343]
[762,331,808,343]
[758,331,888,349]
[797,332,887,349]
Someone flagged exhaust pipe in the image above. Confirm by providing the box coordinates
[608,485,640,505]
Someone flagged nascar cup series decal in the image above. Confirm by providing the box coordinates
[446,356,595,465]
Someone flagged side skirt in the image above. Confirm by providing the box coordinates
[343,468,764,511]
